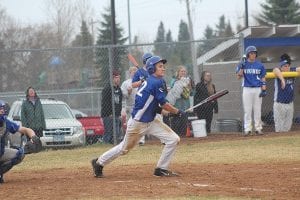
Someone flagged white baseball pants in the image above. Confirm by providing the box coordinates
[98,117,180,170]
[242,87,263,132]
[273,102,294,132]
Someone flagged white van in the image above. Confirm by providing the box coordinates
[7,99,86,148]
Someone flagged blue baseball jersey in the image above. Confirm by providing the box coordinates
[236,60,266,87]
[0,117,20,156]
[274,67,296,104]
[132,75,168,122]
[132,67,149,83]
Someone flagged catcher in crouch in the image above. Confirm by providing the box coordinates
[91,56,186,177]
[0,100,42,184]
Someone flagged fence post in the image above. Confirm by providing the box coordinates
[108,47,117,145]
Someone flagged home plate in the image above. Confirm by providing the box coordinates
[240,187,273,192]
[192,184,210,187]
[114,180,134,183]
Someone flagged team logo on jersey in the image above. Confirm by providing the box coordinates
[244,68,261,74]
[159,87,164,93]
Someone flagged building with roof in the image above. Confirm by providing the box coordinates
[197,25,300,131]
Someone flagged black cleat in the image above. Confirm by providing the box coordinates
[138,142,144,146]
[91,159,103,178]
[153,168,179,177]
[244,131,251,136]
[255,130,264,135]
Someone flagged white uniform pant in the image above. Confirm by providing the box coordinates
[273,102,294,132]
[242,87,263,132]
[98,117,180,170]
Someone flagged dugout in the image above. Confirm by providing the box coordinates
[197,25,300,132]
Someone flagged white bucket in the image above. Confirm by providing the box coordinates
[191,120,207,137]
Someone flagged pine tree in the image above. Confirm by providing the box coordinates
[225,20,234,37]
[198,25,216,55]
[216,15,226,37]
[255,0,300,25]
[71,20,94,87]
[176,20,191,67]
[154,21,168,58]
[95,7,127,87]
[165,29,175,59]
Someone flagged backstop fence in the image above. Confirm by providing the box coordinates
[1,36,299,146]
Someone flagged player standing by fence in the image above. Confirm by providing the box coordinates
[236,46,267,136]
[273,53,300,132]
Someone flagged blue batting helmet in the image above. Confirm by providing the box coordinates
[146,56,167,74]
[245,46,257,57]
[142,53,153,64]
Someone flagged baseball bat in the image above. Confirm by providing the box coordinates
[185,89,229,112]
[127,54,139,67]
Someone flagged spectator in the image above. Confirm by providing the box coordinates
[166,65,193,136]
[101,70,123,144]
[121,66,138,120]
[193,71,218,134]
[236,46,266,136]
[21,86,46,138]
[273,53,300,132]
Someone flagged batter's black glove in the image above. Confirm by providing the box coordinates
[24,135,43,154]
[176,110,187,118]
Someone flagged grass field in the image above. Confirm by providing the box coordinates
[18,134,300,171]
[4,133,300,200]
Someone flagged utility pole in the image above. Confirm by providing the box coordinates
[111,0,117,45]
[127,0,132,45]
[245,0,249,28]
[185,0,199,83]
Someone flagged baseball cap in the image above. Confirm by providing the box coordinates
[280,60,289,67]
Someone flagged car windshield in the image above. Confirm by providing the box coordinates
[43,104,74,119]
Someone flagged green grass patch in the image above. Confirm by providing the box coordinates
[17,134,300,171]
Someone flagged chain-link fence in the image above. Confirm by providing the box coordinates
[1,36,300,147]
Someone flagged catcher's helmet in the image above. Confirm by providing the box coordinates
[146,56,167,74]
[245,46,257,57]
[142,53,153,64]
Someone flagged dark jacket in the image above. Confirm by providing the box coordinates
[101,84,123,117]
[21,97,46,132]
[193,82,218,117]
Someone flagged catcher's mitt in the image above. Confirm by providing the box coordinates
[24,135,43,154]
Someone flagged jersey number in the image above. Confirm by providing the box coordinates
[137,81,147,97]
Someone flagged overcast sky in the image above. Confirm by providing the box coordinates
[1,0,263,42]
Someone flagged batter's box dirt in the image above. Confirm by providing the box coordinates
[2,162,299,200]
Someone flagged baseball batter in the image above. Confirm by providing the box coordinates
[236,46,267,135]
[91,56,185,177]
[273,53,300,132]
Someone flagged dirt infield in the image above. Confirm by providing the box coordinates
[2,133,300,200]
